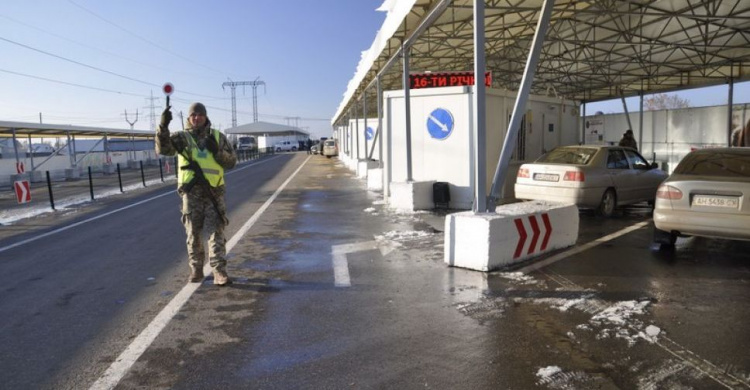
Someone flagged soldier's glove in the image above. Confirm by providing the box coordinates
[205,134,220,155]
[160,106,172,128]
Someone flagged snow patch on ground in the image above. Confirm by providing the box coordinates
[375,230,433,242]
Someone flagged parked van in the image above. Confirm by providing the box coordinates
[274,140,297,152]
[322,139,338,158]
[237,136,256,151]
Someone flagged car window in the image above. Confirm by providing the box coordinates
[674,151,750,177]
[607,150,629,169]
[624,149,649,169]
[537,148,596,164]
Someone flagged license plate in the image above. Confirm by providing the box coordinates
[692,195,739,208]
[534,173,559,182]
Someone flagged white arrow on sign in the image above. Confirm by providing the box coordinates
[331,240,399,287]
[428,115,450,132]
[14,180,31,204]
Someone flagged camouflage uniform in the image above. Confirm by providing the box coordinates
[155,113,237,282]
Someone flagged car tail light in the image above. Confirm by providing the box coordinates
[656,185,683,200]
[517,168,529,178]
[563,171,584,181]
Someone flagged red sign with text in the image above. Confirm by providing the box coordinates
[409,71,492,89]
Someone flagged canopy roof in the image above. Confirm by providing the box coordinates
[333,0,750,125]
[0,120,152,138]
[224,121,309,137]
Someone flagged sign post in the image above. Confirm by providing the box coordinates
[162,82,174,107]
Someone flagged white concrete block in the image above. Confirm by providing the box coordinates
[367,168,383,191]
[445,200,578,271]
[389,180,435,211]
[357,160,378,179]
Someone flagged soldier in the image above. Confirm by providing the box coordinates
[155,102,237,286]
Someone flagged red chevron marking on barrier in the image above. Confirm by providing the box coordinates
[541,213,552,250]
[513,218,526,259]
[528,215,541,255]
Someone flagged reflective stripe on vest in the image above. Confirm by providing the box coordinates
[177,130,224,187]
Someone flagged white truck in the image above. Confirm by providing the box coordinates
[237,136,257,151]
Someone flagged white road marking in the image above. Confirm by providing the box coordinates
[514,221,650,274]
[88,155,308,390]
[331,240,393,287]
[0,156,278,254]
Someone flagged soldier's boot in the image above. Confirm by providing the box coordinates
[189,266,204,283]
[213,269,231,286]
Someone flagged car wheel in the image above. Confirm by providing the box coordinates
[598,189,617,217]
[276,148,281,152]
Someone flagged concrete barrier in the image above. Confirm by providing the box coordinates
[367,168,383,191]
[357,160,378,179]
[389,180,435,212]
[444,200,578,271]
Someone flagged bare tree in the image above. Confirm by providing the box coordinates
[644,93,691,110]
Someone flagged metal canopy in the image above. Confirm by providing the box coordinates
[0,121,153,138]
[333,0,750,124]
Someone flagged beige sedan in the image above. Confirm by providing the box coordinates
[515,145,668,216]
[653,147,750,246]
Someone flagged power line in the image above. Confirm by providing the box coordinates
[0,36,226,100]
[0,68,144,97]
[0,13,210,82]
[1,36,159,88]
[67,0,232,77]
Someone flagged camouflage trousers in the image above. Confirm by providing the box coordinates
[179,185,228,273]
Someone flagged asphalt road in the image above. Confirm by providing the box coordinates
[1,152,749,389]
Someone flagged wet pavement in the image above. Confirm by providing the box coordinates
[120,155,750,389]
[2,152,749,389]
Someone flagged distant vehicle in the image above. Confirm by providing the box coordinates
[237,136,256,151]
[323,139,338,158]
[514,145,668,217]
[274,140,297,152]
[653,147,750,246]
[310,143,320,155]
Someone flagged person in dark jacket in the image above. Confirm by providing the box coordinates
[618,129,638,150]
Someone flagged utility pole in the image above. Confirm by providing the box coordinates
[125,109,138,160]
[285,116,301,127]
[144,90,158,131]
[222,77,266,127]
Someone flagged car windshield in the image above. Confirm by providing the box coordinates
[673,150,750,177]
[325,141,335,146]
[537,147,597,165]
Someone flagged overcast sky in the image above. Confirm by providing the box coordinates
[1,0,386,139]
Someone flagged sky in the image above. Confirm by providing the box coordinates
[0,0,387,139]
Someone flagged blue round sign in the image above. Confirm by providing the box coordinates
[426,108,454,140]
[366,126,374,141]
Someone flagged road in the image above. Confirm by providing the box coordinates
[1,152,749,389]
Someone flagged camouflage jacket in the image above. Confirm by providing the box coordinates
[155,123,237,174]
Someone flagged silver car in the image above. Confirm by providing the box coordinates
[515,145,668,216]
[653,147,750,246]
[322,139,338,158]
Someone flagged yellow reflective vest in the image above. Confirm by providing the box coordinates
[177,130,224,187]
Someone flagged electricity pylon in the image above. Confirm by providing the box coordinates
[222,77,266,127]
